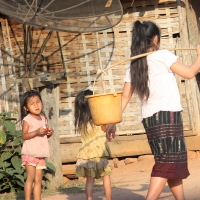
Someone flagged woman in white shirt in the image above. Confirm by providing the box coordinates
[106,20,200,200]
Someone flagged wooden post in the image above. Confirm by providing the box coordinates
[40,84,63,189]
[177,0,200,136]
[185,0,200,136]
[187,0,200,42]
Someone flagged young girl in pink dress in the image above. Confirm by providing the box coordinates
[20,90,54,200]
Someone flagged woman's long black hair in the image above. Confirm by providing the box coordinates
[74,89,93,134]
[130,20,161,101]
[20,90,46,121]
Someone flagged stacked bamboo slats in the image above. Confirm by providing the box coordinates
[0,19,20,128]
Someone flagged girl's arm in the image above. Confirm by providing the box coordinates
[170,44,200,78]
[22,120,47,140]
[106,82,134,141]
[122,82,134,112]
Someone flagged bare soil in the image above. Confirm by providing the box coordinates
[42,157,200,200]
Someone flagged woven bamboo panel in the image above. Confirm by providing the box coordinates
[59,0,192,136]
[0,0,197,136]
[0,19,20,128]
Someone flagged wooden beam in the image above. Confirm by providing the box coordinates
[185,136,200,150]
[60,135,200,163]
[59,130,196,144]
[16,76,67,90]
[62,164,76,176]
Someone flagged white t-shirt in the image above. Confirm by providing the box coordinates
[124,49,183,118]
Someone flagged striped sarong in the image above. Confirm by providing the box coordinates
[142,111,190,179]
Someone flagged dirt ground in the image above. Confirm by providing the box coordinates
[42,157,200,200]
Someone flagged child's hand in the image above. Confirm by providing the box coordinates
[36,126,53,136]
[41,126,54,136]
[106,124,116,142]
[45,127,54,137]
[101,125,107,132]
[37,126,48,135]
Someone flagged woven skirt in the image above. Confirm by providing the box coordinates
[142,111,190,179]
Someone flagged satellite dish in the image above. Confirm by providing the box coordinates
[0,0,123,33]
[0,0,121,84]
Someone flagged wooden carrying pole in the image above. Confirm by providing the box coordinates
[91,47,198,127]
[97,48,196,75]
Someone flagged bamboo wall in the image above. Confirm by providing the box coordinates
[0,0,199,136]
[0,19,19,125]
[58,0,197,137]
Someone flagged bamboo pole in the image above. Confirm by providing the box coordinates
[97,48,196,75]
[95,32,106,93]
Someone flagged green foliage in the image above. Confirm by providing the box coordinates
[0,112,24,193]
[46,161,56,174]
[0,112,56,194]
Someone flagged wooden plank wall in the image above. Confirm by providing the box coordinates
[0,0,198,136]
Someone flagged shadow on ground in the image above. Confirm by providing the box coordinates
[52,183,172,200]
[0,183,172,200]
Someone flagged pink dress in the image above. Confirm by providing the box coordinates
[21,114,50,158]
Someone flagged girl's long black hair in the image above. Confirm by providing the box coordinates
[74,89,93,134]
[130,20,161,101]
[20,90,46,121]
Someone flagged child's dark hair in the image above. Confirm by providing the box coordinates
[130,20,161,100]
[20,90,46,121]
[74,89,93,134]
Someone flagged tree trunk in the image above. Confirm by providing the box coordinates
[40,85,63,189]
